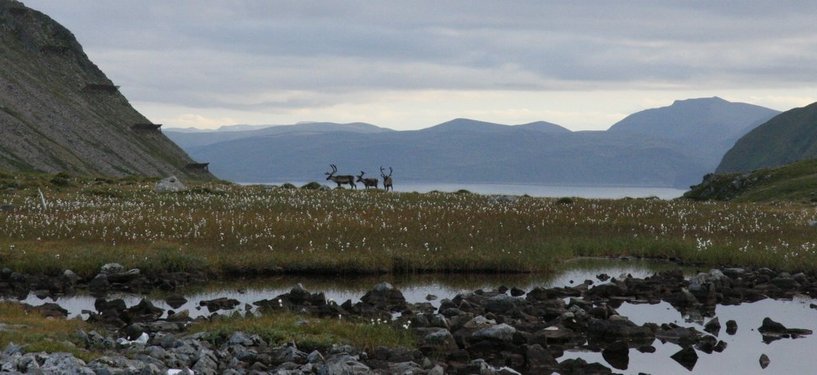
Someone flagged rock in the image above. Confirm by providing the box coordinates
[165,294,188,309]
[100,263,125,275]
[726,320,738,335]
[41,353,94,374]
[107,268,141,283]
[704,317,721,336]
[125,299,164,322]
[418,328,458,354]
[524,344,557,373]
[471,323,516,343]
[759,317,813,342]
[759,353,770,369]
[62,269,80,285]
[156,176,187,193]
[360,282,407,311]
[601,341,629,370]
[318,353,372,374]
[670,346,698,371]
[558,358,613,374]
[199,297,241,313]
[88,274,110,292]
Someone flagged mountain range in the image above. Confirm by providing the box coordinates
[0,0,209,180]
[166,97,779,187]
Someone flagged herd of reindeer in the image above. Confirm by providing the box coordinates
[325,164,393,191]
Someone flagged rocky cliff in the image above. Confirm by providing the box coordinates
[0,0,211,179]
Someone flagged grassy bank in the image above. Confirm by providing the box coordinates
[193,312,414,352]
[0,302,92,360]
[2,174,817,275]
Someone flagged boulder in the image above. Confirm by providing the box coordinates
[359,282,407,311]
[670,347,698,371]
[156,176,187,193]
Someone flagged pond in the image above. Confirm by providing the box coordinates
[11,258,817,374]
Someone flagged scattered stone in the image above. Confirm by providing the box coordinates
[670,347,698,371]
[726,320,738,335]
[199,297,241,313]
[759,317,813,342]
[601,341,629,370]
[759,353,770,369]
[165,294,188,309]
[704,317,721,336]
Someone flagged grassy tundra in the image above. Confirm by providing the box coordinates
[2,174,817,276]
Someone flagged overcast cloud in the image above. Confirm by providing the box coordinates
[21,1,817,130]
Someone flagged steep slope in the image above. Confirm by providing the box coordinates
[0,1,210,179]
[608,97,779,163]
[717,102,817,173]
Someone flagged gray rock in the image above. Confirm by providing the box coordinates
[318,354,372,375]
[39,353,94,374]
[472,323,516,342]
[759,353,770,369]
[88,273,110,291]
[100,263,125,275]
[62,269,80,284]
[228,331,254,346]
[156,176,187,193]
[307,350,325,364]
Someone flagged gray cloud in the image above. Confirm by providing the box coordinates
[22,0,817,124]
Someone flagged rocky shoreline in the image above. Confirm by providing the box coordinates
[2,264,817,374]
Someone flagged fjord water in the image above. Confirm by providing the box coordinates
[260,182,687,199]
[15,259,817,373]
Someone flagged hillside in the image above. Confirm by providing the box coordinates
[166,99,777,187]
[0,1,210,179]
[717,101,817,173]
[685,159,817,202]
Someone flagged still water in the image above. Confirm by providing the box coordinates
[255,181,687,200]
[15,259,817,374]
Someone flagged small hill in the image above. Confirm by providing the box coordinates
[685,159,817,202]
[717,102,817,173]
[0,1,210,179]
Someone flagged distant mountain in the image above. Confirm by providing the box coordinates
[0,1,209,179]
[421,118,570,134]
[609,97,779,163]
[172,98,777,187]
[166,122,391,149]
[717,102,817,173]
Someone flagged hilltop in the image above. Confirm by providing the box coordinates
[717,101,817,173]
[0,1,210,179]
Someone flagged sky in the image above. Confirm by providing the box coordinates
[22,1,817,131]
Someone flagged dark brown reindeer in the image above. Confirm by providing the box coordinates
[356,171,379,189]
[325,164,356,189]
[380,166,393,192]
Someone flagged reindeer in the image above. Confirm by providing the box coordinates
[380,166,393,192]
[325,164,356,189]
[356,171,379,189]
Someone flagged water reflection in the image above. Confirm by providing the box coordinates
[11,258,817,374]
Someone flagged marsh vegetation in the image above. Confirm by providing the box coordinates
[2,174,817,278]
